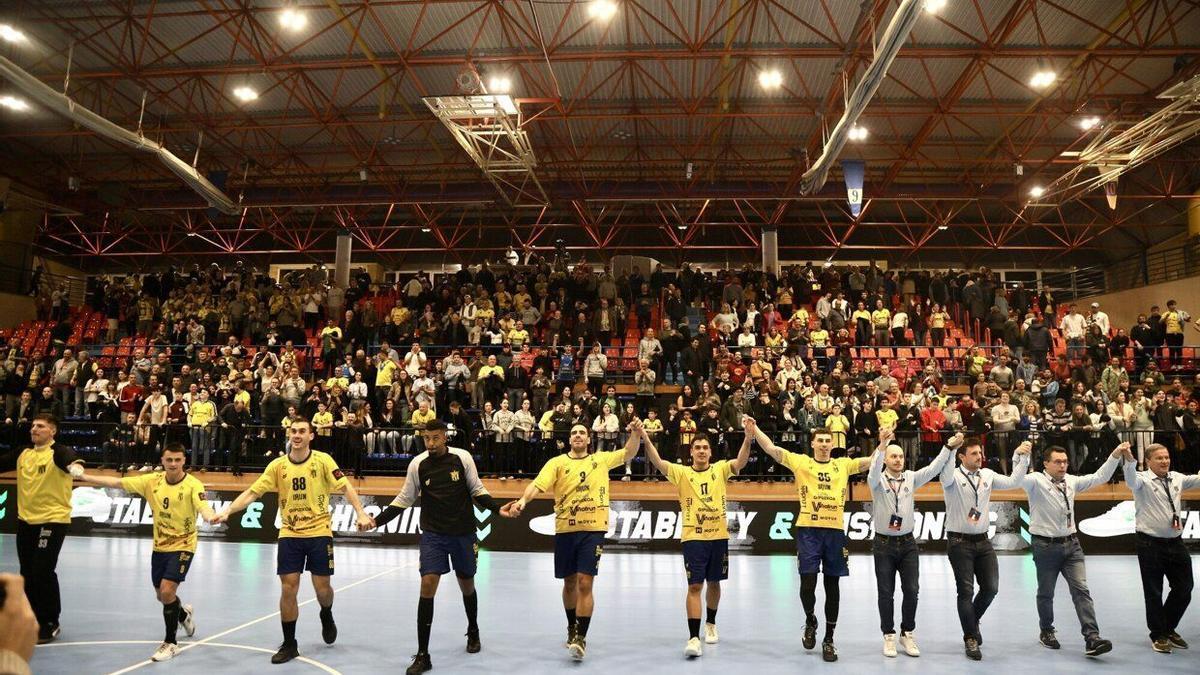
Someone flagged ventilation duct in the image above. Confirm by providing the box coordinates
[0,53,241,215]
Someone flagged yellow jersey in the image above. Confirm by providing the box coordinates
[250,450,347,538]
[930,312,947,329]
[312,411,334,436]
[810,329,829,347]
[531,450,625,533]
[665,460,736,541]
[780,452,856,530]
[121,473,209,552]
[872,309,891,328]
[1164,311,1183,334]
[876,408,899,429]
[15,444,76,524]
[375,359,398,387]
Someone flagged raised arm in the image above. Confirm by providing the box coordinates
[744,415,784,463]
[730,425,752,473]
[867,426,895,487]
[640,425,671,476]
[990,441,1032,490]
[1074,442,1128,493]
[913,432,963,487]
[622,417,644,463]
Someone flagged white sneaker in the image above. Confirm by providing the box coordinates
[900,631,920,657]
[151,642,179,662]
[180,604,196,637]
[140,464,153,472]
[684,637,703,658]
[704,623,719,644]
[883,633,898,657]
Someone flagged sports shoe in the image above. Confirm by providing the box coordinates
[621,473,631,482]
[320,611,337,645]
[1039,630,1060,650]
[803,618,817,650]
[883,633,898,657]
[1152,638,1173,654]
[140,464,153,472]
[964,637,982,661]
[151,642,179,662]
[567,634,587,661]
[406,653,432,675]
[466,629,481,653]
[704,622,719,644]
[684,637,703,658]
[899,631,920,657]
[1166,632,1188,649]
[821,639,837,662]
[270,641,299,664]
[180,604,196,637]
[565,625,577,648]
[1085,636,1112,657]
[37,624,60,645]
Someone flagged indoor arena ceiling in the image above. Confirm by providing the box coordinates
[2,0,1199,269]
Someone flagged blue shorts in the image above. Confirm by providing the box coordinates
[277,536,334,576]
[554,531,605,579]
[795,528,849,577]
[682,540,729,585]
[419,532,478,578]
[151,551,194,588]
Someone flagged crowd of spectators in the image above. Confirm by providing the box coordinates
[6,258,1199,480]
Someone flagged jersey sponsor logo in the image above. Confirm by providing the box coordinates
[332,469,345,479]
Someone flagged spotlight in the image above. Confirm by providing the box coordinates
[757,69,783,90]
[587,0,618,21]
[1029,185,1045,199]
[0,24,26,43]
[232,86,258,102]
[848,125,868,141]
[1029,70,1056,89]
[0,95,30,111]
[279,8,308,31]
[487,75,512,94]
[923,0,948,12]
[1078,116,1101,131]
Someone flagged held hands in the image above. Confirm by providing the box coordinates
[356,513,376,531]
[878,426,895,445]
[627,418,644,434]
[1112,441,1134,461]
[741,415,757,433]
[211,510,231,525]
[499,499,525,518]
[946,432,965,450]
[1015,441,1033,456]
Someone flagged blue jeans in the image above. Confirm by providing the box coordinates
[189,426,213,467]
[1031,536,1099,639]
[1066,338,1084,360]
[946,534,999,640]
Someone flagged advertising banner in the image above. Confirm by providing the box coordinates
[2,486,1197,555]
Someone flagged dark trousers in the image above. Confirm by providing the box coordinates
[946,534,999,640]
[1165,333,1184,365]
[1136,533,1193,640]
[873,534,920,634]
[16,520,68,628]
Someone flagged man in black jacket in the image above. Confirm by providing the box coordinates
[218,400,250,474]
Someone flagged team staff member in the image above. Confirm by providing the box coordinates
[750,422,872,662]
[1123,443,1200,653]
[216,419,373,664]
[1014,443,1125,657]
[940,436,1031,661]
[77,443,217,662]
[866,427,959,658]
[0,414,83,644]
[639,420,751,658]
[371,420,510,675]
[502,419,645,662]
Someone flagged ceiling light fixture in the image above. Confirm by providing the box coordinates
[923,0,948,12]
[848,125,869,141]
[937,225,948,230]
[0,95,30,111]
[587,0,618,21]
[279,8,308,31]
[1078,116,1101,131]
[757,69,783,90]
[232,86,258,102]
[1029,185,1046,198]
[0,24,26,43]
[487,75,512,94]
[420,227,432,233]
[1029,70,1057,89]
[676,224,687,231]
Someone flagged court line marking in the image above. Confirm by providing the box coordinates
[103,562,412,675]
[40,640,341,674]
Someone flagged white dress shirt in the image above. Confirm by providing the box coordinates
[1015,456,1119,537]
[940,454,1030,535]
[1122,460,1200,538]
[868,444,953,536]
